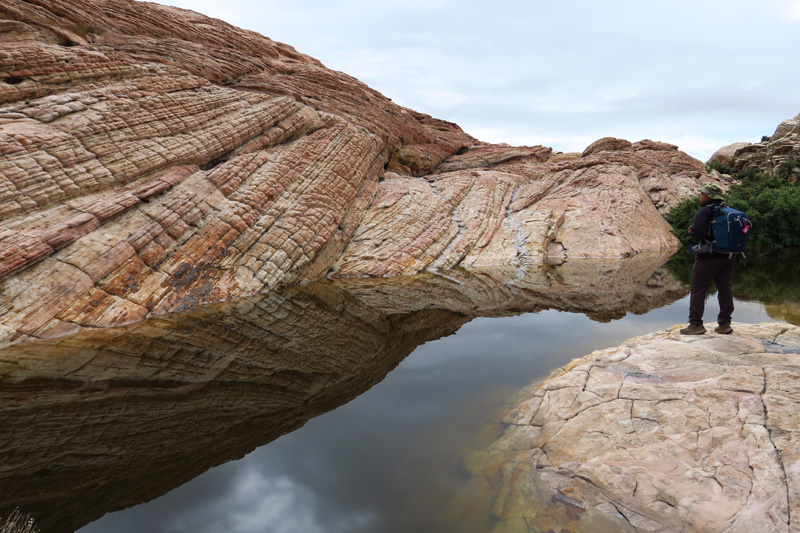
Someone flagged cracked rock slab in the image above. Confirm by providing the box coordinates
[454,322,800,533]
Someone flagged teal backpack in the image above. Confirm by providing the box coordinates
[691,204,751,255]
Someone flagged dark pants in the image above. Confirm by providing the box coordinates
[688,256,736,326]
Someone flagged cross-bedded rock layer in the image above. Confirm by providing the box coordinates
[0,0,724,345]
[454,322,800,533]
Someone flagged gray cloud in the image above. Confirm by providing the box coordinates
[158,0,800,161]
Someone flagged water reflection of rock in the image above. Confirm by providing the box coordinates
[330,250,684,322]
[0,252,685,532]
[0,290,466,533]
[765,302,800,326]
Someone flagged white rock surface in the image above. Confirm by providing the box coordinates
[451,322,800,533]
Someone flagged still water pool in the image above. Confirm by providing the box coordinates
[81,299,780,533]
[2,251,797,533]
[77,252,798,533]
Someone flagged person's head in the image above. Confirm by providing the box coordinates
[698,183,724,205]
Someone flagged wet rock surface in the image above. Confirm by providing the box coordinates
[456,322,800,533]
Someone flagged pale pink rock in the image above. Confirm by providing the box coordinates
[455,322,800,533]
[708,142,752,166]
[0,0,725,344]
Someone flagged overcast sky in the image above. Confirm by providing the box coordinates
[154,0,799,162]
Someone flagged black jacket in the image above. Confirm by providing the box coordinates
[690,199,730,259]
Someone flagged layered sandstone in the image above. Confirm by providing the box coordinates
[333,141,707,277]
[0,0,469,345]
[726,113,800,177]
[0,0,723,342]
[0,257,685,533]
[453,322,800,533]
[708,142,752,167]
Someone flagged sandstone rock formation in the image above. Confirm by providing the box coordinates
[708,142,752,167]
[453,322,800,533]
[728,113,800,178]
[332,141,706,277]
[0,0,727,344]
[0,257,685,533]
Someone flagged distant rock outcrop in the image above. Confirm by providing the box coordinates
[726,113,800,178]
[0,0,724,343]
[452,322,800,533]
[708,142,752,167]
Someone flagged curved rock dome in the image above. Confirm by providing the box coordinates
[0,0,725,343]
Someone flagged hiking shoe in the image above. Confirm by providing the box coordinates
[714,323,733,334]
[680,324,706,335]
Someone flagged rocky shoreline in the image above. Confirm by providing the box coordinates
[2,2,799,532]
[449,322,800,533]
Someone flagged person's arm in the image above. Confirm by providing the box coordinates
[689,206,712,242]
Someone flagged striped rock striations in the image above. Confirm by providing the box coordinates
[333,141,709,277]
[0,0,724,344]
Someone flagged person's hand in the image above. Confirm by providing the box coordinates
[687,226,692,234]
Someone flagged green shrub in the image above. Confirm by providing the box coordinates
[664,175,800,249]
[735,166,772,182]
[730,182,800,248]
[778,159,800,179]
[761,135,771,142]
[663,197,701,246]
[707,161,736,175]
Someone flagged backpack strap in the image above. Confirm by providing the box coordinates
[704,204,719,240]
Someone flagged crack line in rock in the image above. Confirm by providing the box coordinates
[760,368,791,529]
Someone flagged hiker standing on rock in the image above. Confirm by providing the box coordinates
[680,183,736,335]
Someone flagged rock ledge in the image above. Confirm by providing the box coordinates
[455,322,800,533]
